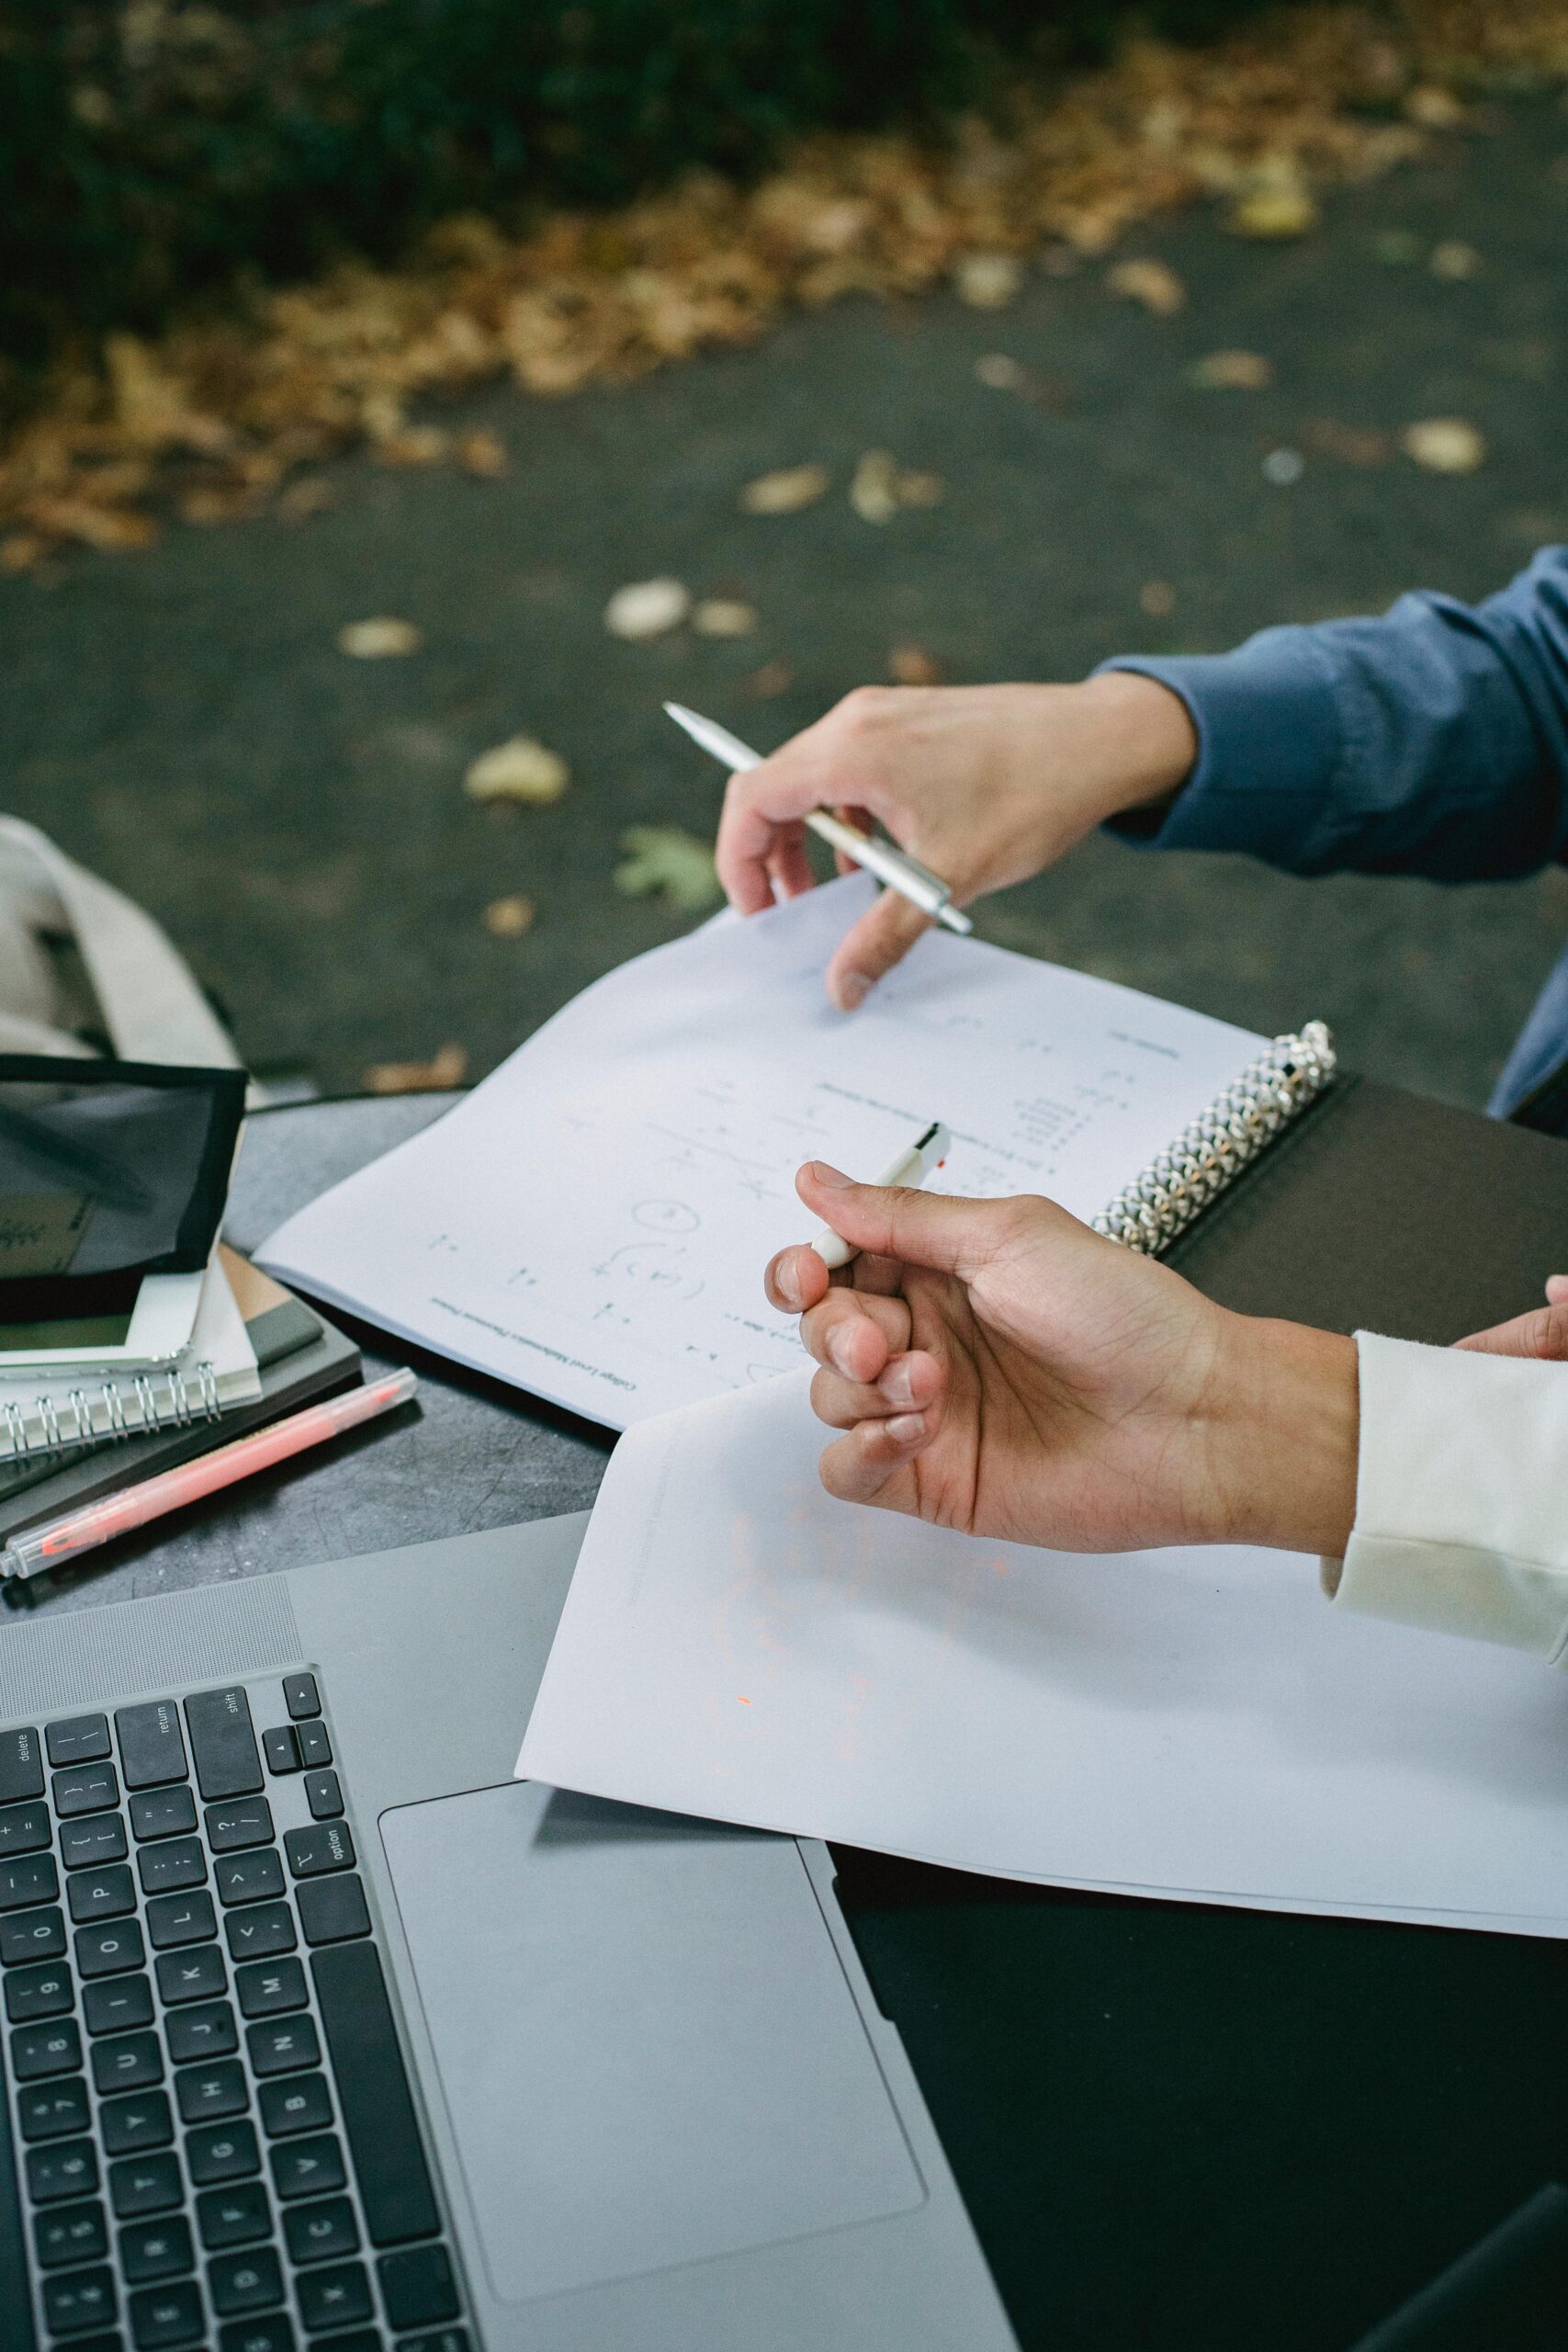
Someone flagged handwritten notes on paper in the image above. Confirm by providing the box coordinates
[259,876,1262,1428]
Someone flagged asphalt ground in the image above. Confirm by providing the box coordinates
[4,95,1566,1107]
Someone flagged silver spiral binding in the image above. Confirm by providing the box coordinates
[1092,1020,1336,1258]
[0,1358,225,1462]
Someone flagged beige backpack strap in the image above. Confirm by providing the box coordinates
[0,818,239,1069]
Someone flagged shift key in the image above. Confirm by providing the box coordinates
[115,1702,188,1790]
[185,1690,264,1802]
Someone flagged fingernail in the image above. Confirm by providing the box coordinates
[885,1412,925,1445]
[828,1328,859,1377]
[773,1258,802,1310]
[810,1161,852,1190]
[837,971,874,1011]
[878,1360,915,1408]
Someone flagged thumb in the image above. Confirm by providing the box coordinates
[825,889,935,1012]
[1453,1302,1568,1361]
[796,1160,1028,1280]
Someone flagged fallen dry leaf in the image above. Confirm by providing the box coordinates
[1404,84,1467,128]
[276,478,333,522]
[376,426,449,468]
[746,659,795,698]
[1261,447,1305,484]
[975,352,1028,390]
[482,892,536,937]
[888,644,942,684]
[604,577,691,639]
[1138,581,1177,617]
[1189,348,1273,390]
[1,533,48,574]
[739,463,830,514]
[895,469,944,508]
[1429,239,1481,279]
[457,429,509,476]
[464,736,570,804]
[954,253,1023,309]
[693,598,758,637]
[1106,257,1186,315]
[1303,416,1392,465]
[1227,184,1318,238]
[613,826,723,913]
[337,616,423,658]
[364,1043,468,1095]
[1402,416,1487,473]
[851,450,900,523]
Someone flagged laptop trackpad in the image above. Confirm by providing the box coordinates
[379,1781,922,2304]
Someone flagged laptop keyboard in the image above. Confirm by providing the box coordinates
[0,1670,469,2352]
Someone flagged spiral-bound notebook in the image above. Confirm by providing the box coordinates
[258,876,1335,1430]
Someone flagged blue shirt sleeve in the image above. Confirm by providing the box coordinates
[1096,547,1568,882]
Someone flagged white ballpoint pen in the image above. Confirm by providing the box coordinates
[810,1121,952,1272]
[664,701,974,934]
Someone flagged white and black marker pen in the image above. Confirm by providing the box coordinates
[810,1121,953,1272]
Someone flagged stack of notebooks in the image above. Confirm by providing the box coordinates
[0,1244,361,1548]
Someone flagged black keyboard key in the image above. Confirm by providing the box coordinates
[175,2056,247,2122]
[295,1723,333,1770]
[0,1849,60,1909]
[47,1714,112,1768]
[311,1942,437,2246]
[76,1917,146,1978]
[34,2194,108,2268]
[324,2337,380,2352]
[205,1797,274,1854]
[5,1957,73,2021]
[1,1901,65,1964]
[258,2071,333,2139]
[128,2278,204,2347]
[155,1945,228,2007]
[184,1687,265,1802]
[62,1812,130,1871]
[378,2244,459,2330]
[120,2212,195,2284]
[209,2245,285,2317]
[284,1824,355,1880]
[41,2264,118,2336]
[268,2133,344,2202]
[296,2258,371,2333]
[398,2330,470,2352]
[224,1903,294,1963]
[100,2092,174,2155]
[220,2320,296,2352]
[138,1839,207,1897]
[145,1892,216,1951]
[28,2137,99,2201]
[12,2015,83,2078]
[0,1796,51,1855]
[302,1771,343,1823]
[262,1727,300,1776]
[235,1958,305,2018]
[0,1724,44,1804]
[186,2120,260,2186]
[297,1875,368,1947]
[84,1976,155,2037]
[52,1761,120,1819]
[108,2153,183,2219]
[115,1703,188,1792]
[130,1786,197,1843]
[69,1863,138,1925]
[18,2075,91,2141]
[285,2194,359,2267]
[246,2014,320,2077]
[92,2030,163,2096]
[283,1674,321,1722]
[196,2179,271,2250]
[166,1999,237,2064]
[215,1849,286,1907]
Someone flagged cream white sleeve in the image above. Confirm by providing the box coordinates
[1322,1330,1568,1664]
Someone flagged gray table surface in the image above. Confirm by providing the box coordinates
[2,1092,610,1622]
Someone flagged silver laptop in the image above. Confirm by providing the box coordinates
[0,1514,1017,2352]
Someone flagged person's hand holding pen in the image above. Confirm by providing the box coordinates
[714,676,1198,1011]
[764,1164,1568,1558]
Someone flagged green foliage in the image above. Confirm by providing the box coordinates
[0,1,1267,362]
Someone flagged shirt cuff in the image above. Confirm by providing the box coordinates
[1093,633,1346,865]
[1322,1330,1568,1665]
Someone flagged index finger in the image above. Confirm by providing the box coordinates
[715,727,866,914]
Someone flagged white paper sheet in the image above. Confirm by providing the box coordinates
[518,1371,1568,1939]
[259,876,1263,1428]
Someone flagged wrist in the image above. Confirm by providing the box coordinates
[1209,1316,1359,1556]
[1074,671,1199,823]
